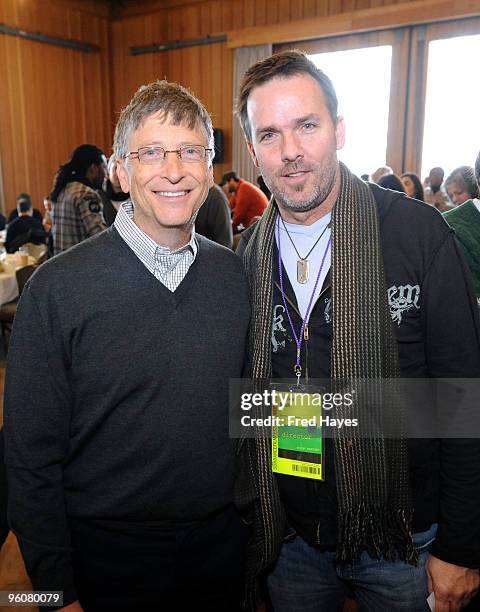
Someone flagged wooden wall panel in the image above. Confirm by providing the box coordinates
[0,0,111,215]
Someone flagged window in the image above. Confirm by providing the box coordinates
[421,33,480,179]
[310,46,392,176]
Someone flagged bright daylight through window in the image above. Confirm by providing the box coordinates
[421,33,480,180]
[309,46,392,177]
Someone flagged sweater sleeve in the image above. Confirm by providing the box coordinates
[3,280,77,608]
[423,232,480,568]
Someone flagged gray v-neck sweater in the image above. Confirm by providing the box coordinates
[4,226,250,600]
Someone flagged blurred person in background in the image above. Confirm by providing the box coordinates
[42,195,53,233]
[424,167,452,212]
[401,172,424,201]
[377,173,406,193]
[42,195,54,258]
[371,165,393,183]
[7,193,43,225]
[221,171,268,232]
[5,195,46,253]
[102,154,130,226]
[50,144,107,254]
[443,153,480,308]
[195,183,233,249]
[445,166,480,207]
[220,178,236,211]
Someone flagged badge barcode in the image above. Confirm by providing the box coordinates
[291,464,320,474]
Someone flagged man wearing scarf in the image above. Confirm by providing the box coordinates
[235,50,480,612]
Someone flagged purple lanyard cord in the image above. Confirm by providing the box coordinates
[277,215,332,383]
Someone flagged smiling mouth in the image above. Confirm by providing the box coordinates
[282,170,310,178]
[153,190,191,197]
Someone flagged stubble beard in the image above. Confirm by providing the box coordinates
[264,158,339,213]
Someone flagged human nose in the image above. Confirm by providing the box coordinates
[280,131,303,163]
[161,150,185,182]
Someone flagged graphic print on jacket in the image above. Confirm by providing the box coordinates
[271,284,421,353]
[388,284,421,326]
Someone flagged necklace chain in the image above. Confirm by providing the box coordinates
[279,215,331,261]
[277,215,332,383]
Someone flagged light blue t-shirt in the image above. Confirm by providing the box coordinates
[275,212,332,319]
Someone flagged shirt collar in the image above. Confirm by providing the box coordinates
[114,199,197,276]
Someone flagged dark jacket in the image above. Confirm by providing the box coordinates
[8,208,43,224]
[5,215,46,253]
[195,184,233,249]
[237,183,480,571]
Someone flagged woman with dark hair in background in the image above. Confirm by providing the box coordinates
[445,165,480,207]
[377,173,406,193]
[401,172,424,201]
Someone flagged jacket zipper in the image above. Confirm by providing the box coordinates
[274,279,331,545]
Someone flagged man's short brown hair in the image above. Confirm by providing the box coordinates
[114,80,214,162]
[236,49,339,142]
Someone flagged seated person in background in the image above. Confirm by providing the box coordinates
[220,178,236,211]
[195,184,233,248]
[443,152,480,307]
[445,165,480,207]
[5,196,46,253]
[401,172,424,201]
[8,193,43,225]
[377,173,406,193]
[222,171,268,231]
[423,166,452,211]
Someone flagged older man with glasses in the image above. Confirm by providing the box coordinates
[4,80,250,612]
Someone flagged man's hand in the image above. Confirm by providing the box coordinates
[58,601,84,612]
[427,555,479,611]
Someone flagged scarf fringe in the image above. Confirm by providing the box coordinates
[337,505,418,565]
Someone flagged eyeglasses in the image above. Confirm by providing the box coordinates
[126,145,213,165]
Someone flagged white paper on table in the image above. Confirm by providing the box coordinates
[427,591,435,611]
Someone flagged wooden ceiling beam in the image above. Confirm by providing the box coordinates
[226,0,480,48]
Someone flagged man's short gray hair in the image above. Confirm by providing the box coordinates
[113,80,214,164]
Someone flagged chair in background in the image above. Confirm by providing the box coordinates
[22,242,48,263]
[0,265,37,355]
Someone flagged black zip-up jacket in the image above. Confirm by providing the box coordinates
[238,184,480,568]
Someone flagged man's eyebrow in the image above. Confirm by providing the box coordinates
[294,113,321,126]
[255,125,278,137]
[255,114,322,137]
